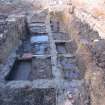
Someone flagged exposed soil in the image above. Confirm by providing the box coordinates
[29,57,52,80]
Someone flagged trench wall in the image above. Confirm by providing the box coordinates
[62,9,105,105]
[0,15,27,64]
[66,1,105,104]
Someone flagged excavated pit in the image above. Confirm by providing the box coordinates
[4,12,84,82]
[0,10,91,105]
[56,42,74,54]
[0,0,104,103]
[5,12,52,81]
[5,59,32,81]
[3,12,83,81]
[57,56,82,80]
[6,56,52,81]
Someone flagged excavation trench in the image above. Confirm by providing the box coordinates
[0,1,104,103]
[1,11,87,105]
[5,13,82,81]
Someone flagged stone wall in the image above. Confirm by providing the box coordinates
[0,15,27,64]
